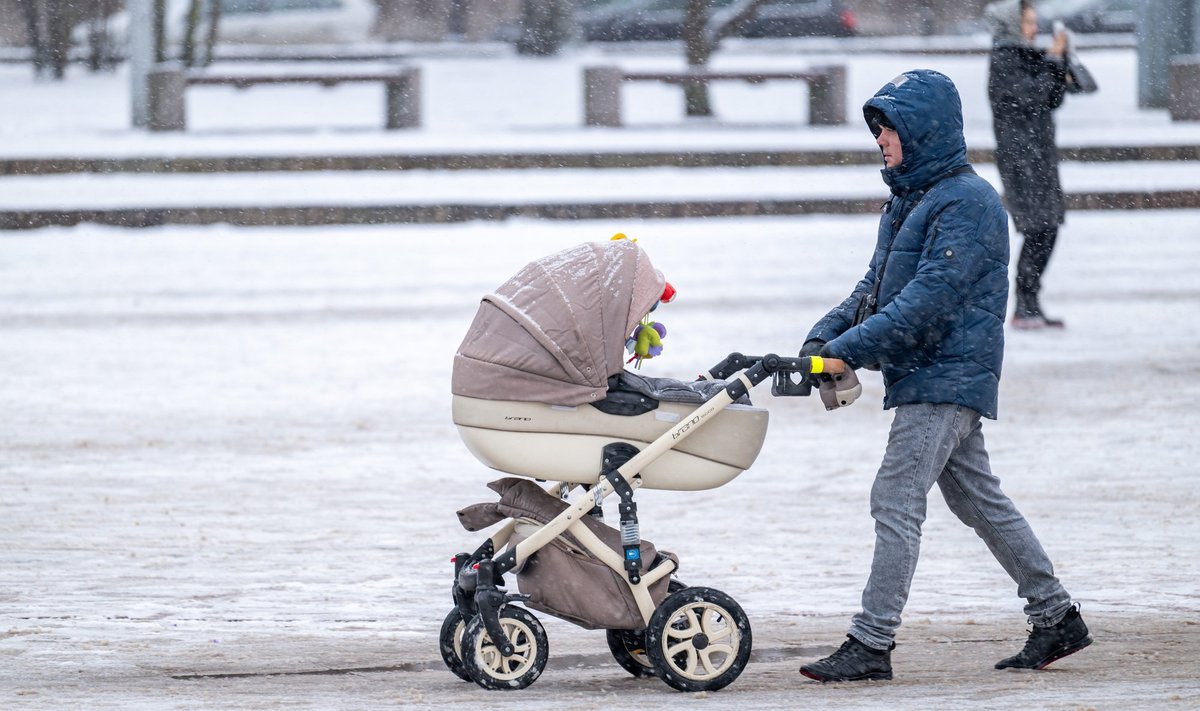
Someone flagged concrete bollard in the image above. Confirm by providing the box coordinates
[385,67,422,129]
[147,63,187,132]
[584,66,624,127]
[807,65,847,126]
[1169,55,1200,121]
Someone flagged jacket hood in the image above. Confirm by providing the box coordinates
[984,0,1028,47]
[862,69,969,194]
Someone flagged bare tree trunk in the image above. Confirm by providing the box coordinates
[45,0,70,79]
[517,0,574,56]
[152,0,168,62]
[203,0,222,66]
[180,0,204,66]
[85,0,119,72]
[683,0,712,116]
[681,0,770,117]
[18,0,46,78]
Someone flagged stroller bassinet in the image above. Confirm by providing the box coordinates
[443,239,843,693]
[451,239,769,490]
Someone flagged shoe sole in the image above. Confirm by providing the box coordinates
[1035,634,1094,670]
[1010,319,1066,330]
[800,668,893,682]
[995,634,1094,671]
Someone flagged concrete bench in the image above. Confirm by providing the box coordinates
[146,62,421,132]
[583,65,846,128]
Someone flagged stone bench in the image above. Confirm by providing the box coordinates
[146,62,421,132]
[583,65,846,128]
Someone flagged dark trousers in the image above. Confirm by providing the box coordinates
[1014,227,1058,317]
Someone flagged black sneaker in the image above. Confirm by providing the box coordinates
[1011,314,1066,330]
[800,635,893,682]
[995,605,1093,670]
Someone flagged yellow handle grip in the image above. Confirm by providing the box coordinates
[809,356,846,374]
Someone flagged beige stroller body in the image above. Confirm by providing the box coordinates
[443,240,835,692]
[452,390,768,492]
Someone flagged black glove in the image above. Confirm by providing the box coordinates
[798,339,826,358]
[798,339,829,386]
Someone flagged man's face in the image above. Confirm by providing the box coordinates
[876,125,903,168]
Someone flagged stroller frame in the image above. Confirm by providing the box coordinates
[444,352,841,692]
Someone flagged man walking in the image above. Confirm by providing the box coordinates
[796,70,1091,683]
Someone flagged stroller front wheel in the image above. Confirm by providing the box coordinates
[645,586,752,692]
[461,605,549,690]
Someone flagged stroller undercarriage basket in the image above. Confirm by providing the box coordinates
[458,477,676,631]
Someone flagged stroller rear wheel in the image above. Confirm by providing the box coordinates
[645,586,752,692]
[438,608,472,682]
[461,605,549,690]
[606,578,688,679]
[606,628,658,678]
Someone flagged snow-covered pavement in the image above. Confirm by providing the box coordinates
[1,161,1198,211]
[2,212,1198,709]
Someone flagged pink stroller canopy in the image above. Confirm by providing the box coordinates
[453,240,666,406]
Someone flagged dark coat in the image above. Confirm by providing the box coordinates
[807,70,1010,419]
[988,44,1068,235]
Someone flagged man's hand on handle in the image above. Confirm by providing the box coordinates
[818,367,862,410]
[800,339,862,410]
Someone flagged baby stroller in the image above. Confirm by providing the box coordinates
[443,239,854,692]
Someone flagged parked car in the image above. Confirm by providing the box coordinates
[1036,0,1137,34]
[75,0,375,51]
[580,0,857,42]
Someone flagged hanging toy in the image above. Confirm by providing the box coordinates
[626,319,667,369]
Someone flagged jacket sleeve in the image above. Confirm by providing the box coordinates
[806,267,875,345]
[822,195,992,369]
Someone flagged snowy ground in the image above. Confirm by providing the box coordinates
[2,211,1199,709]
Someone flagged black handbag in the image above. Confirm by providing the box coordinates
[1065,52,1098,94]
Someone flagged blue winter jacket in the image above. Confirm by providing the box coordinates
[807,70,1010,419]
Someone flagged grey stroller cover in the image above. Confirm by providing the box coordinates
[452,240,665,406]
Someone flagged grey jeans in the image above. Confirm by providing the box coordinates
[849,403,1073,651]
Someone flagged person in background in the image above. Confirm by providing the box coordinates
[985,0,1071,329]
[795,69,1091,683]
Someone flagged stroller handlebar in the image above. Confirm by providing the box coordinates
[705,352,845,380]
[704,352,847,400]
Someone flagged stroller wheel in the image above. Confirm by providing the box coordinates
[438,608,472,682]
[605,578,689,678]
[645,587,752,692]
[606,629,658,678]
[461,605,549,690]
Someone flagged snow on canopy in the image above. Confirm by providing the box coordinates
[452,239,665,406]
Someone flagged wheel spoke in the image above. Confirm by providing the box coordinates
[680,646,698,674]
[701,644,735,674]
[701,612,734,644]
[668,608,700,641]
